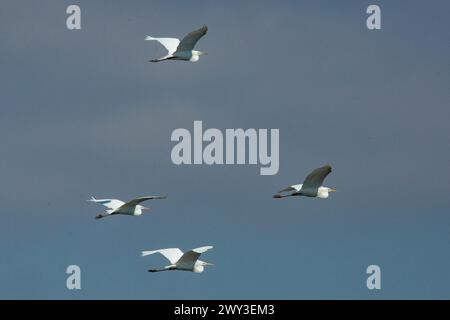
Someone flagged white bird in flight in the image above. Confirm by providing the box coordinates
[145,25,208,62]
[142,246,214,273]
[273,165,336,199]
[88,196,167,219]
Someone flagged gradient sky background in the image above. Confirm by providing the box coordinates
[1,0,449,299]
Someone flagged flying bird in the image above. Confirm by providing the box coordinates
[142,246,214,273]
[273,165,336,199]
[88,196,167,219]
[145,25,208,62]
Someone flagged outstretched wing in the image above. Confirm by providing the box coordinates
[175,25,208,53]
[88,197,124,210]
[119,196,167,211]
[176,246,213,269]
[141,248,184,264]
[302,165,332,189]
[145,36,180,55]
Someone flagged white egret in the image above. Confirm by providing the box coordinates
[145,25,208,62]
[142,246,214,273]
[88,196,167,219]
[273,165,336,199]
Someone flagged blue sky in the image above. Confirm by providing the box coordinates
[0,0,449,299]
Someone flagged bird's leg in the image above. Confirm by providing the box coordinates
[148,267,172,273]
[95,212,115,219]
[273,193,292,198]
[273,192,300,199]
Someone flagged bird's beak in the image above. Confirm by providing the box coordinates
[329,188,337,192]
[142,206,150,210]
[202,52,208,55]
[203,262,214,266]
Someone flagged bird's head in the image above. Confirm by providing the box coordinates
[193,50,207,57]
[136,205,150,215]
[194,260,213,273]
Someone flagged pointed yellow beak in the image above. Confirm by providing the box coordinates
[329,188,337,192]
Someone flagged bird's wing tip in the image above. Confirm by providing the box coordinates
[193,246,213,253]
[140,195,167,200]
[141,250,154,257]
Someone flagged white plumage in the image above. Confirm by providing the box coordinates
[88,195,166,219]
[142,246,214,273]
[274,165,336,199]
[145,25,208,62]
